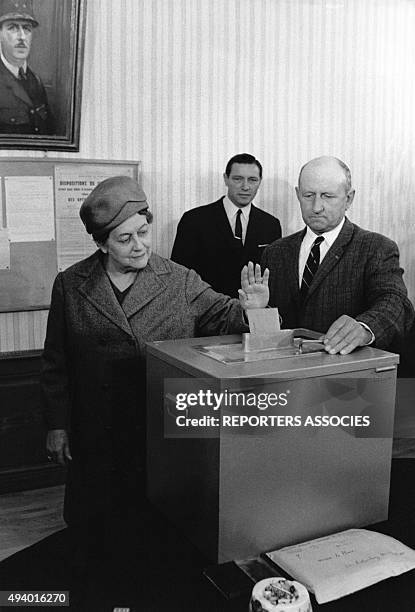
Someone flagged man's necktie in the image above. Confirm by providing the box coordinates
[18,67,27,81]
[300,236,324,301]
[234,209,243,242]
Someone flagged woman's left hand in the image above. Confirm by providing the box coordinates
[46,429,72,465]
[238,261,269,309]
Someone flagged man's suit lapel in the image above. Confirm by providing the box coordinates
[286,231,304,305]
[212,198,241,246]
[244,205,263,250]
[305,219,354,301]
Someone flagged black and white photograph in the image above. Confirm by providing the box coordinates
[0,0,86,150]
[0,1,414,611]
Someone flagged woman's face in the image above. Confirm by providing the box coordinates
[99,213,152,273]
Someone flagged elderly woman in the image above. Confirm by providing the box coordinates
[41,176,268,552]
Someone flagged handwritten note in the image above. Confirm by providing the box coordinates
[266,529,415,603]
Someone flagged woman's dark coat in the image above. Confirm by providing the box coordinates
[41,251,246,525]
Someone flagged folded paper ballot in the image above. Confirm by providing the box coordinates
[244,309,325,354]
[265,529,415,604]
[246,307,280,335]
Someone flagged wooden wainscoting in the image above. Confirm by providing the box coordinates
[0,351,66,493]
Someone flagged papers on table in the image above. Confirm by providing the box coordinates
[265,529,415,604]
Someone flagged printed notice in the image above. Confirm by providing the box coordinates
[5,176,55,242]
[55,165,135,271]
[0,227,10,269]
[266,529,415,603]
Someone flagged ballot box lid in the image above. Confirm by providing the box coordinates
[146,335,399,380]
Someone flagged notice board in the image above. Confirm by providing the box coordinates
[0,159,140,312]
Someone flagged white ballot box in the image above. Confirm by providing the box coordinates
[146,336,398,563]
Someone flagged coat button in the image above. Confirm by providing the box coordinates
[102,383,110,390]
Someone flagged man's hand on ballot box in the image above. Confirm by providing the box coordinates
[239,261,269,310]
[237,267,372,354]
[323,314,373,355]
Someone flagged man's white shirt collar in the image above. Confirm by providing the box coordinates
[299,217,346,285]
[223,196,252,222]
[223,196,252,244]
[1,52,27,79]
[302,217,345,252]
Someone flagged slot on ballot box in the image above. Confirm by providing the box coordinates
[146,335,398,563]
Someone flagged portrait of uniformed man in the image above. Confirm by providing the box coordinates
[0,0,54,135]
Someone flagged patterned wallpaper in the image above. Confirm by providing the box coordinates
[1,0,414,351]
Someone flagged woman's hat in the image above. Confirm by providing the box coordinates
[80,176,148,239]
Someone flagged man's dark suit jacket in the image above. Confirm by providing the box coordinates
[171,197,282,297]
[0,60,54,134]
[261,218,414,349]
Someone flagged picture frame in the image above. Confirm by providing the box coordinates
[0,0,87,152]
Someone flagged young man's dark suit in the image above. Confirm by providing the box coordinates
[0,59,54,134]
[261,218,414,349]
[171,197,282,298]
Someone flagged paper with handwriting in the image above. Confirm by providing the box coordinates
[265,529,415,603]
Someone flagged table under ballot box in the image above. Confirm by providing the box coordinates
[146,333,398,563]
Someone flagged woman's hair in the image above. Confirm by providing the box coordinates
[93,208,153,245]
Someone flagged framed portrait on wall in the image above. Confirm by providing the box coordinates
[0,0,86,151]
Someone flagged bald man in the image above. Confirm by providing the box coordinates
[262,156,414,354]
